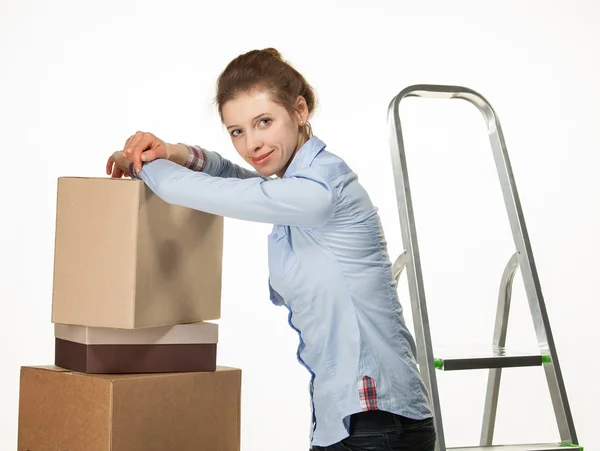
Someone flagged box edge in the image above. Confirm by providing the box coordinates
[131,181,142,328]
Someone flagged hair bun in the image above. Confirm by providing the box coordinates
[216,47,317,136]
[261,48,282,60]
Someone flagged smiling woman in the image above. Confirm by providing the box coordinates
[222,90,307,178]
[104,48,436,451]
[215,48,315,178]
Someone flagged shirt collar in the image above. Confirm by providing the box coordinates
[282,136,326,178]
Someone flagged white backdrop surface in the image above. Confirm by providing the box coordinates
[1,1,598,449]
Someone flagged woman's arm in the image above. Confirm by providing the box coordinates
[120,131,269,180]
[134,158,334,227]
[172,143,270,180]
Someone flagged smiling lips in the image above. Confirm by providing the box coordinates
[251,149,274,165]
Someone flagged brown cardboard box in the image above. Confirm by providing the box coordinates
[17,365,241,451]
[51,177,224,329]
[54,322,219,373]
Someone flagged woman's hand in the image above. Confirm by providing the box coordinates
[107,131,190,177]
[122,131,169,174]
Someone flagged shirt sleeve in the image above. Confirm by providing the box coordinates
[134,158,335,227]
[180,144,271,180]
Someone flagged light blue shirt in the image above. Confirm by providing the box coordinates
[135,136,432,447]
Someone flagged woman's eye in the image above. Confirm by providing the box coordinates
[259,118,271,126]
[231,129,241,137]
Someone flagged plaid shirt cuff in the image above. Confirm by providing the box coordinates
[182,144,207,172]
[127,144,206,179]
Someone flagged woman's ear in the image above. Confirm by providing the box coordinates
[295,95,309,123]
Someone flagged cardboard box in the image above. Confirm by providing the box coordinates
[17,365,241,451]
[51,177,224,329]
[54,322,218,373]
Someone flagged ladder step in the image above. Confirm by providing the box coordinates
[448,444,581,450]
[433,346,548,371]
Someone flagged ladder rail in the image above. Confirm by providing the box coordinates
[386,84,578,449]
[481,252,520,446]
[388,88,446,451]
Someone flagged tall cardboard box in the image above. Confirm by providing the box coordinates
[17,365,241,451]
[51,177,224,329]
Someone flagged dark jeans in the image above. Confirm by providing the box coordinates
[310,410,436,451]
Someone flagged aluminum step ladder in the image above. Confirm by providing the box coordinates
[387,84,582,451]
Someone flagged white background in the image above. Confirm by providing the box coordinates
[1,0,598,449]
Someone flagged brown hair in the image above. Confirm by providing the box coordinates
[215,48,317,138]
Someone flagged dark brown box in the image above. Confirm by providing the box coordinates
[55,338,217,373]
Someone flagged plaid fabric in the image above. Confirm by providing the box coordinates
[358,376,378,411]
[182,144,207,172]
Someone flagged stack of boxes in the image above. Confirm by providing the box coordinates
[17,176,241,450]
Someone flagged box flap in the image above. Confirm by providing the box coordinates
[58,176,139,182]
[23,365,71,373]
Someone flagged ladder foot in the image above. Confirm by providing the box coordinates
[448,443,582,451]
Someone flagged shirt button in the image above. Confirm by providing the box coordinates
[273,233,278,239]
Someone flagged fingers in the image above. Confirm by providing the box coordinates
[113,166,126,179]
[123,134,136,150]
[106,155,114,176]
[115,131,164,176]
[140,148,157,163]
[111,159,122,178]
[124,131,156,173]
[106,154,122,178]
[122,133,143,173]
[123,132,144,154]
[106,151,130,179]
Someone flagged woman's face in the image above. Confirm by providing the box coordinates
[222,90,308,178]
